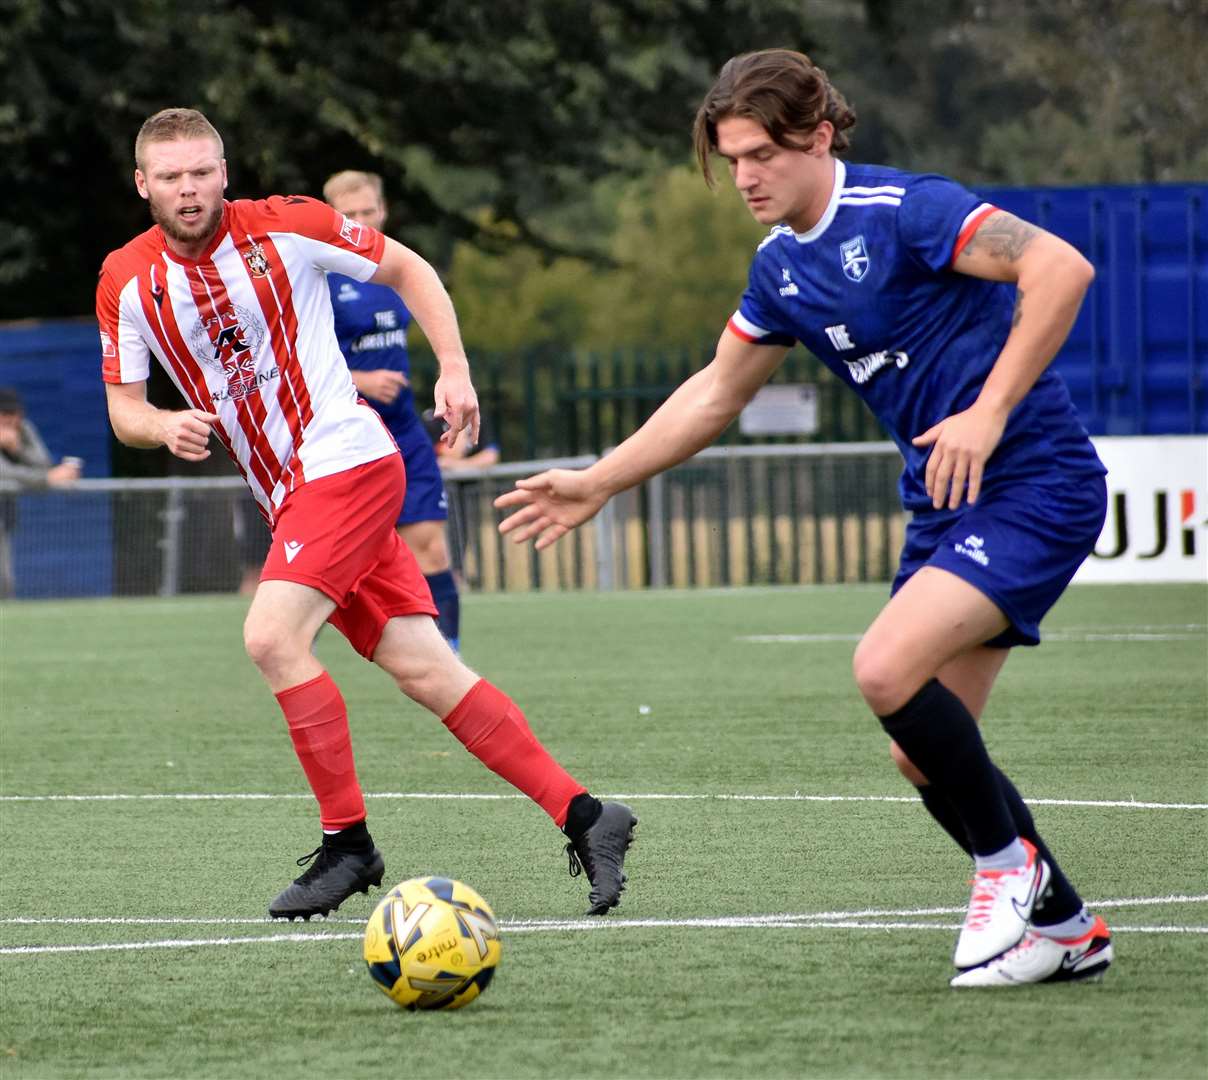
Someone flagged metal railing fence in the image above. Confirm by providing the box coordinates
[0,443,903,600]
[408,345,888,459]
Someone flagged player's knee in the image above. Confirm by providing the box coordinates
[417,551,450,576]
[389,648,477,716]
[375,630,435,693]
[373,614,469,712]
[389,653,452,706]
[423,531,450,566]
[852,640,909,715]
[242,616,298,676]
[889,739,929,785]
[391,665,433,701]
[399,527,449,575]
[242,620,276,670]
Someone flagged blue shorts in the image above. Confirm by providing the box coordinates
[393,422,448,526]
[891,474,1108,648]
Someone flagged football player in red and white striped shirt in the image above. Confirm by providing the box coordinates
[98,108,636,920]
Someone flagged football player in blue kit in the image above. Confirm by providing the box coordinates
[496,49,1114,987]
[323,171,462,650]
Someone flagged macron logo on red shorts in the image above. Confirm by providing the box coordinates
[283,540,305,564]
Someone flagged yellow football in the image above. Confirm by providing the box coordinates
[363,876,501,1011]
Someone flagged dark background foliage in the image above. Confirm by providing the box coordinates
[2,0,1203,320]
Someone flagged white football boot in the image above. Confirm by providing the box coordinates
[953,839,1051,970]
[951,914,1113,987]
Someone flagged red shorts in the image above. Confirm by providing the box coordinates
[260,453,437,658]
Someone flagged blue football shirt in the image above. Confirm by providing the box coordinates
[730,159,1105,510]
[328,272,418,435]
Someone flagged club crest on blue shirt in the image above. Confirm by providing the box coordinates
[840,235,870,282]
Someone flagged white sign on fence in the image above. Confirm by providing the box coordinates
[739,384,819,437]
[1074,435,1208,583]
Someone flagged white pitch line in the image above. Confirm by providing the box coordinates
[1056,624,1207,632]
[500,920,1208,935]
[736,631,1205,643]
[1045,633,1203,642]
[0,793,318,803]
[507,894,1208,927]
[1085,894,1208,910]
[1,917,306,926]
[4,920,1207,957]
[0,933,363,956]
[2,791,1204,810]
[738,633,866,643]
[4,894,1204,930]
[605,794,1208,810]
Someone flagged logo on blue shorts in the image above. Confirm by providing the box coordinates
[954,534,989,566]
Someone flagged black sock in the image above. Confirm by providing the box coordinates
[915,770,1084,920]
[562,793,603,840]
[993,767,1083,923]
[878,679,1017,856]
[324,820,373,853]
[915,783,973,855]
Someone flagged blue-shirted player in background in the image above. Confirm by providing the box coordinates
[323,171,462,650]
[496,49,1114,988]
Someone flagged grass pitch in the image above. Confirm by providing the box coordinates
[1,584,1206,1078]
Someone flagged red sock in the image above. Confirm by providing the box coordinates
[275,672,366,831]
[443,679,587,826]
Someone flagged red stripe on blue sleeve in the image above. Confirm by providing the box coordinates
[726,316,760,343]
[951,204,998,265]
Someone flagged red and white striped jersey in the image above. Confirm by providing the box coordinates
[96,195,399,522]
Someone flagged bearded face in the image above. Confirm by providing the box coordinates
[147,187,225,247]
[135,136,228,256]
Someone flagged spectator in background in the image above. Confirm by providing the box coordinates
[322,170,463,651]
[0,387,81,598]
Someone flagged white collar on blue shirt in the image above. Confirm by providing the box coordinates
[790,158,846,244]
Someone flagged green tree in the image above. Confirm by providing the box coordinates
[588,167,767,348]
[970,0,1208,183]
[4,0,1199,328]
[0,0,821,319]
[445,165,765,352]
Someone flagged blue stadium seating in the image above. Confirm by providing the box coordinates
[978,183,1207,435]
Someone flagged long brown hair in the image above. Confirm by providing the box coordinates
[693,49,857,187]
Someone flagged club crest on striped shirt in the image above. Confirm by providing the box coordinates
[244,242,270,278]
[840,235,870,282]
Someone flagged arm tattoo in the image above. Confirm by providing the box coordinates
[1011,287,1024,328]
[962,212,1040,263]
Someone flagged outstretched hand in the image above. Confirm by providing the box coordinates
[911,402,1007,509]
[494,469,608,550]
